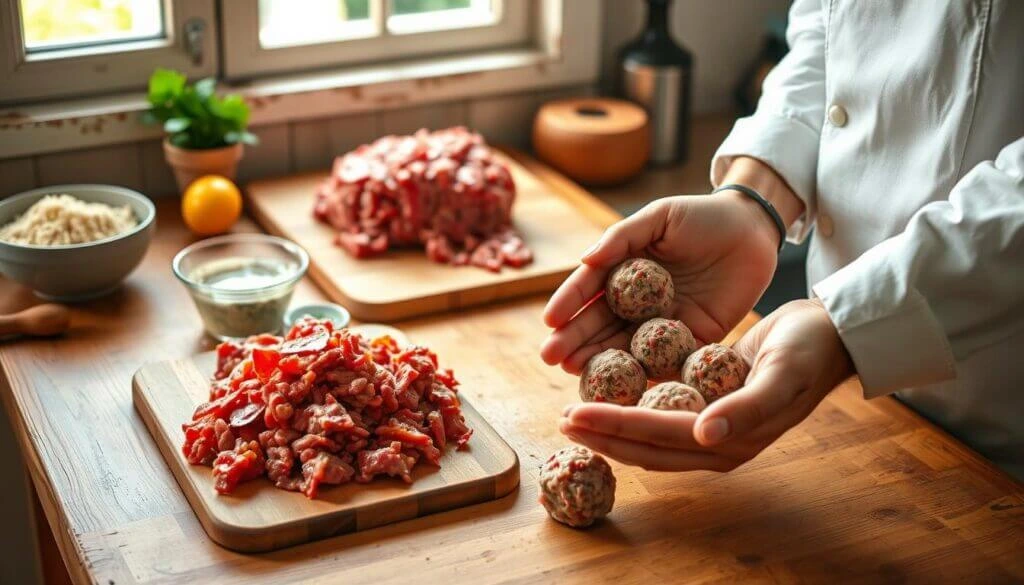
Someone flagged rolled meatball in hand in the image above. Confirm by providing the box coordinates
[630,318,698,380]
[538,445,616,528]
[681,343,750,403]
[605,258,675,322]
[637,382,706,413]
[579,349,647,406]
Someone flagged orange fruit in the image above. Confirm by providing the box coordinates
[181,175,242,236]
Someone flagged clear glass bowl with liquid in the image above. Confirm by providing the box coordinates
[172,234,309,341]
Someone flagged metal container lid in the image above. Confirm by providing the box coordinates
[283,303,351,331]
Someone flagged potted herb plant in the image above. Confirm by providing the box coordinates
[143,68,258,192]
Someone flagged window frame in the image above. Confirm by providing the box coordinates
[219,0,532,81]
[0,0,218,106]
[0,0,600,160]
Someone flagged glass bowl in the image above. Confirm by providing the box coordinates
[172,234,309,341]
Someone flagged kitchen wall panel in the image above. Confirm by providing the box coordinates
[36,144,145,190]
[0,157,37,198]
[291,114,378,173]
[600,0,791,113]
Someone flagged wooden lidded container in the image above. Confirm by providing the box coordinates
[532,98,650,186]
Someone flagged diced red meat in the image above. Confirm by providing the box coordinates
[212,439,266,494]
[181,319,472,499]
[313,127,532,272]
[182,415,235,465]
[357,442,417,484]
[301,452,356,499]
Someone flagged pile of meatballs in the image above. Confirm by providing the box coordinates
[539,258,751,528]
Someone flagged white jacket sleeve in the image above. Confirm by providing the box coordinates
[813,137,1024,397]
[710,0,826,243]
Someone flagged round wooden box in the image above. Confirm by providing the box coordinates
[532,98,650,186]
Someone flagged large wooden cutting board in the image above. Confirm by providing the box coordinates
[245,151,614,321]
[132,353,519,553]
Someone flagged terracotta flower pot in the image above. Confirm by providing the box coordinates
[163,140,244,192]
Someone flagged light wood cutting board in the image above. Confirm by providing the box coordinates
[132,353,519,553]
[245,151,613,321]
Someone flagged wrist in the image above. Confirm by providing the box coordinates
[721,156,805,228]
[808,298,857,386]
[714,188,784,252]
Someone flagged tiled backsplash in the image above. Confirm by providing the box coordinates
[0,84,595,199]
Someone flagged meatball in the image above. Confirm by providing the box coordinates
[605,258,674,322]
[681,343,749,403]
[579,349,647,406]
[637,382,706,412]
[538,446,616,528]
[630,318,698,380]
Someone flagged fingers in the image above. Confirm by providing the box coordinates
[694,349,806,447]
[542,264,609,329]
[562,403,702,450]
[562,328,632,374]
[540,300,621,366]
[581,201,668,268]
[559,424,736,472]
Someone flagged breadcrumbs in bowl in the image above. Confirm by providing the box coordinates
[0,185,155,301]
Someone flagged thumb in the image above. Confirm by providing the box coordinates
[693,352,805,446]
[582,201,667,267]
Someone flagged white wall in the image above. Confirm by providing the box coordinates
[601,0,791,113]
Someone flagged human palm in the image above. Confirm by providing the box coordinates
[541,193,778,374]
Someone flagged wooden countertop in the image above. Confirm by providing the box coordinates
[1,155,1023,584]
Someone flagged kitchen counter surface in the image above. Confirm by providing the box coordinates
[1,152,1023,584]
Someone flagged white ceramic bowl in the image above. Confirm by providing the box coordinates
[0,184,156,301]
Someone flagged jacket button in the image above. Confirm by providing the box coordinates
[818,213,835,237]
[828,104,848,127]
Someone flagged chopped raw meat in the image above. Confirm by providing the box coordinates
[301,452,356,498]
[357,442,417,484]
[180,317,472,498]
[212,439,265,494]
[313,127,533,271]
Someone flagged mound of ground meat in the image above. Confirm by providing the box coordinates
[637,382,706,413]
[681,343,750,404]
[604,258,675,322]
[629,318,698,380]
[181,317,473,499]
[313,127,533,272]
[579,349,647,406]
[538,445,616,528]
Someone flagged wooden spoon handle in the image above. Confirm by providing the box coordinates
[0,304,71,337]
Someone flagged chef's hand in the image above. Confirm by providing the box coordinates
[540,157,801,374]
[557,299,855,471]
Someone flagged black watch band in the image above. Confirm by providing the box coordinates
[713,183,787,253]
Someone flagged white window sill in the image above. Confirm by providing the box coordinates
[0,41,598,159]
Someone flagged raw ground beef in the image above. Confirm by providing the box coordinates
[538,445,616,528]
[181,317,473,499]
[681,343,750,404]
[578,348,647,406]
[313,127,533,272]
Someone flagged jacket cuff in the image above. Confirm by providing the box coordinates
[710,113,820,243]
[812,249,957,399]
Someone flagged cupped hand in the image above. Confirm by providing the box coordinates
[541,192,779,374]
[558,299,855,472]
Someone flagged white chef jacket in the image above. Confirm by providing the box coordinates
[710,0,1024,480]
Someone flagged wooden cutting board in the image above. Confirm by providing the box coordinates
[245,151,613,321]
[132,353,519,553]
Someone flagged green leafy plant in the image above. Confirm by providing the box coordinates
[143,68,259,149]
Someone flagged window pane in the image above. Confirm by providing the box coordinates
[387,0,495,34]
[19,0,164,52]
[259,0,375,49]
[391,0,471,16]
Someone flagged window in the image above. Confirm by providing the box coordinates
[0,0,217,105]
[0,0,601,147]
[20,0,165,52]
[220,0,531,80]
